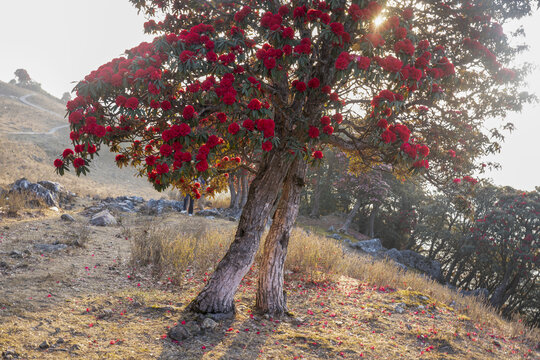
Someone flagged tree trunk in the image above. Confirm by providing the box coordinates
[256,159,307,316]
[228,175,237,209]
[240,172,248,208]
[188,152,292,316]
[365,202,379,238]
[309,173,322,218]
[339,200,362,233]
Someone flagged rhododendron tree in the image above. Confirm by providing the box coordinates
[55,0,533,316]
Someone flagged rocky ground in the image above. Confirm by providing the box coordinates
[0,180,538,359]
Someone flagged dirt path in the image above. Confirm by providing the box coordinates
[1,92,69,135]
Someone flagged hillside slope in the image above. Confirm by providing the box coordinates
[0,80,159,198]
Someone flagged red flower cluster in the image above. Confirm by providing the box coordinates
[335,51,352,70]
[376,56,403,73]
[371,90,404,107]
[348,2,382,22]
[394,39,415,56]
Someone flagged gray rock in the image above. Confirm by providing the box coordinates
[383,248,443,282]
[195,209,221,217]
[201,317,218,330]
[90,210,117,226]
[168,325,190,341]
[9,250,24,259]
[2,349,20,359]
[328,225,335,232]
[394,304,406,314]
[38,340,50,349]
[328,233,342,240]
[352,238,385,253]
[11,178,58,207]
[142,199,184,215]
[34,244,68,252]
[460,288,489,299]
[60,214,75,222]
[398,250,443,282]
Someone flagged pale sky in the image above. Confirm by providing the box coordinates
[0,1,538,191]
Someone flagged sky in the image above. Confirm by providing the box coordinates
[0,1,538,191]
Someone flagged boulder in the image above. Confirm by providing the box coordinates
[11,178,58,207]
[60,214,75,222]
[460,288,489,299]
[195,209,221,217]
[385,249,443,282]
[141,199,184,215]
[34,244,68,252]
[90,210,117,226]
[351,238,385,254]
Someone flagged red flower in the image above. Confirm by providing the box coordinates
[403,8,414,20]
[453,178,461,184]
[308,126,320,138]
[73,157,85,168]
[156,162,170,174]
[248,99,262,110]
[262,140,273,152]
[183,105,195,119]
[264,57,276,69]
[161,100,172,111]
[333,113,343,124]
[395,27,407,39]
[62,148,74,158]
[282,27,294,39]
[295,81,307,92]
[69,111,83,124]
[160,144,173,157]
[308,78,320,88]
[322,85,331,94]
[418,145,430,157]
[87,144,97,154]
[357,56,371,70]
[196,160,208,172]
[125,97,139,109]
[54,159,64,168]
[115,95,127,107]
[377,119,388,128]
[330,22,345,36]
[335,51,352,70]
[381,129,397,143]
[228,122,240,135]
[179,50,195,63]
[217,112,227,123]
[312,150,323,159]
[320,116,331,126]
[242,119,255,131]
[146,155,157,166]
[323,125,334,135]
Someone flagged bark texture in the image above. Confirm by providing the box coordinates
[188,152,292,315]
[339,200,362,233]
[256,159,307,316]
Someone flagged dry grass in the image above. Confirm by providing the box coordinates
[0,190,46,218]
[209,191,231,209]
[0,213,537,359]
[126,215,236,281]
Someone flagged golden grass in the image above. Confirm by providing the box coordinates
[0,213,537,359]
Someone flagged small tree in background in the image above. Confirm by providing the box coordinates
[55,0,534,316]
[14,68,31,85]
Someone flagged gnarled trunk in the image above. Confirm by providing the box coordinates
[309,174,322,218]
[339,200,362,233]
[228,175,238,209]
[256,158,307,316]
[365,202,379,238]
[240,172,249,208]
[188,152,292,315]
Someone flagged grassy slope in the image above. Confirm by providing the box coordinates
[0,210,537,360]
[0,80,159,198]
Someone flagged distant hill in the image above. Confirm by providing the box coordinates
[0,80,159,199]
